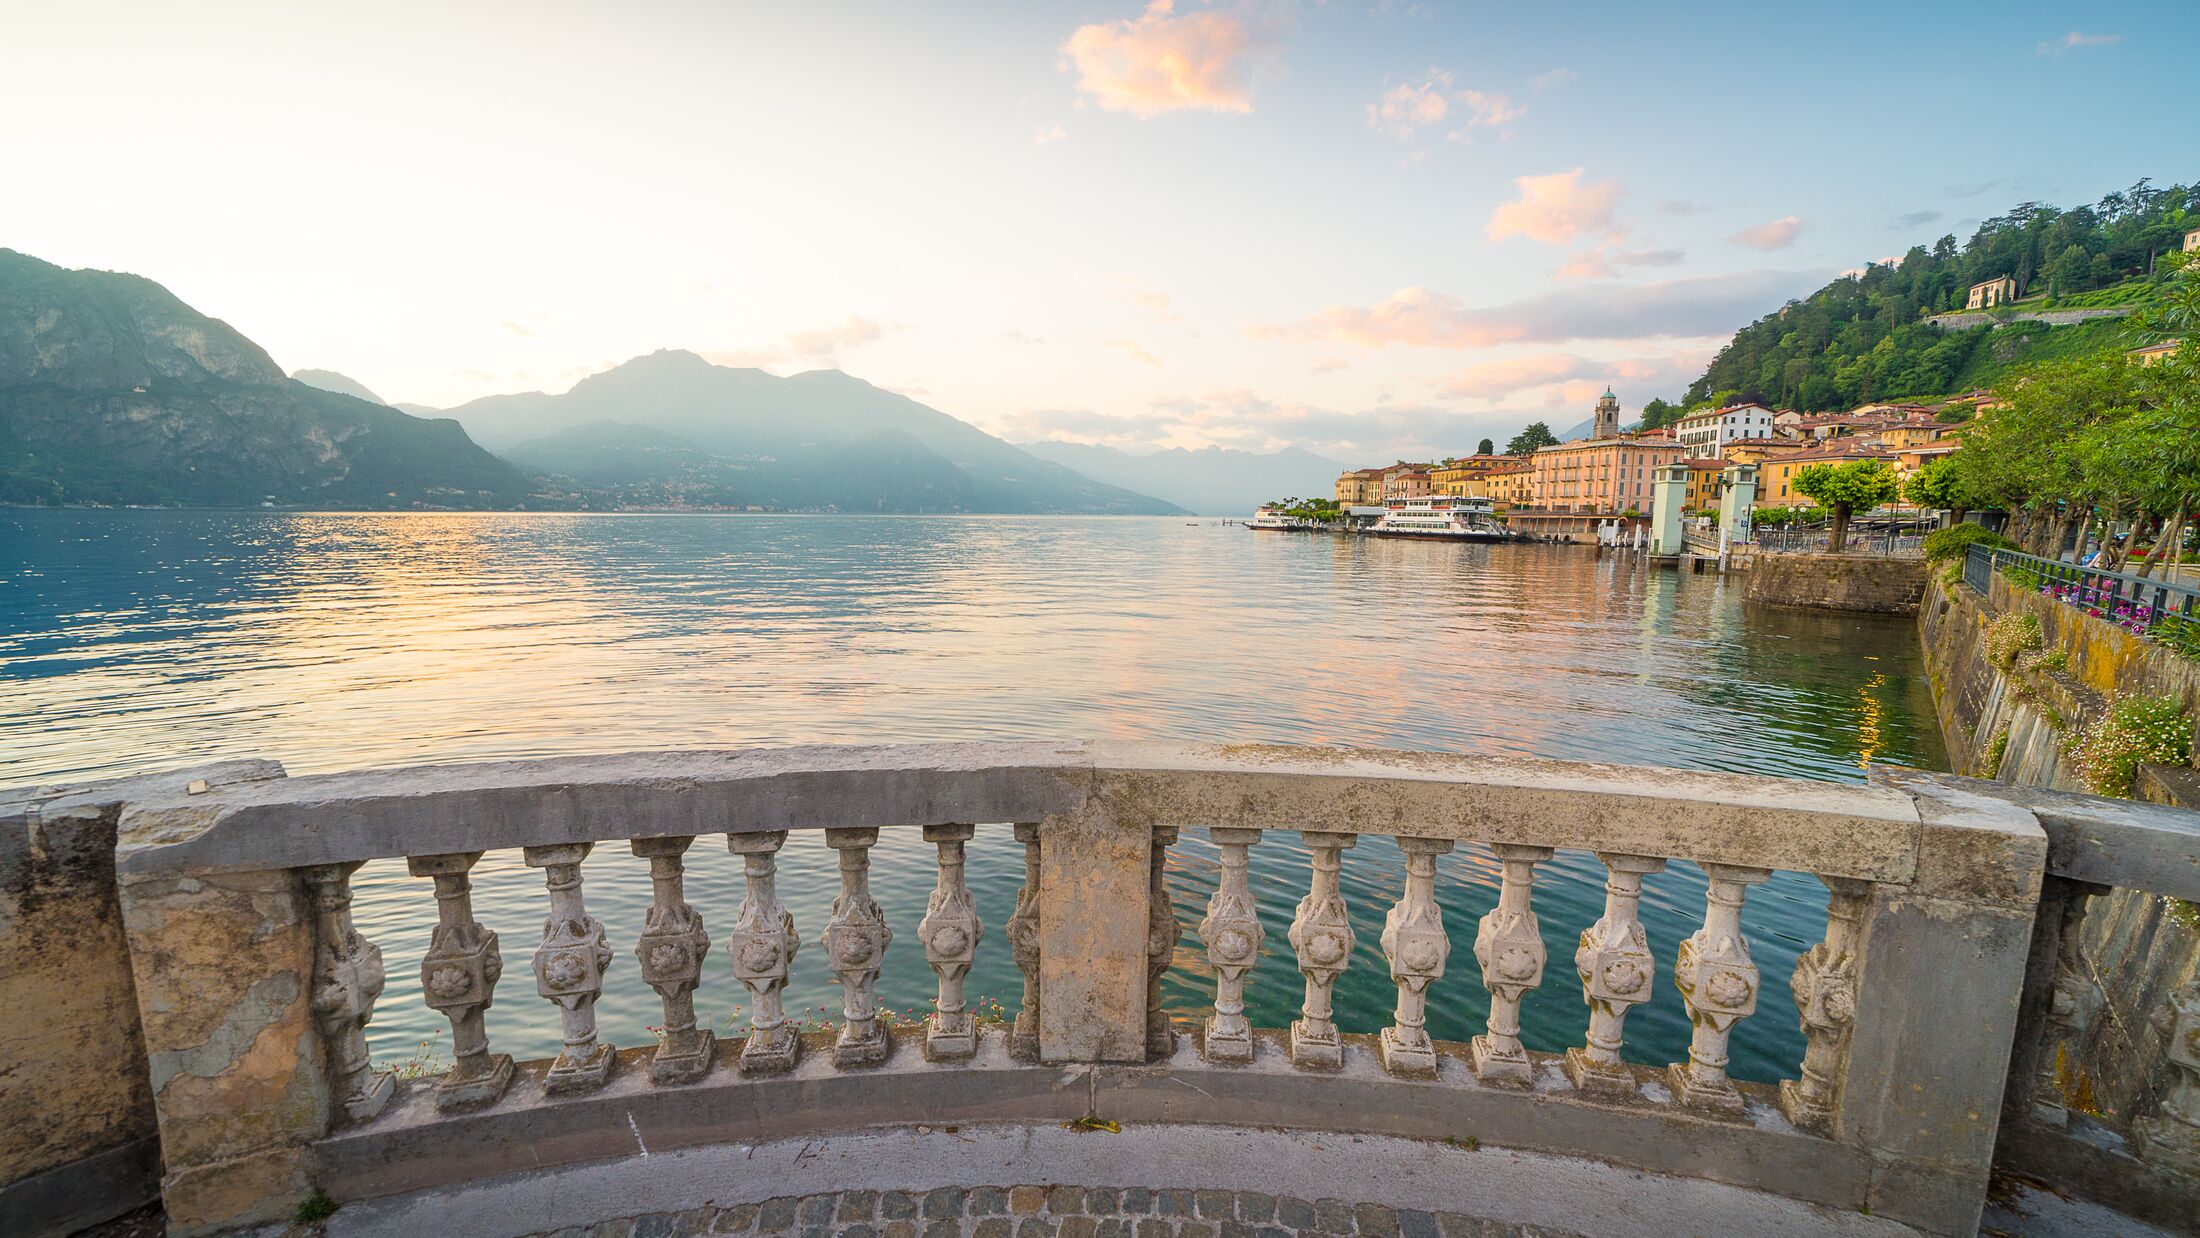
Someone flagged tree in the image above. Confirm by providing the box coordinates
[1793,459,1900,552]
[1903,455,1978,519]
[1476,437,1495,456]
[1505,422,1559,456]
[1639,398,1677,431]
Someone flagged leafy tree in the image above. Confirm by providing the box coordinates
[1476,438,1495,456]
[1904,456,1980,518]
[1793,459,1900,552]
[1505,422,1559,456]
[1639,398,1680,431]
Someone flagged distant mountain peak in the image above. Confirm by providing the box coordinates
[292,368,387,405]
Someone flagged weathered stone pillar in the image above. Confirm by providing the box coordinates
[1846,770,2049,1237]
[918,824,983,1062]
[1036,801,1153,1064]
[1472,843,1552,1084]
[1198,827,1264,1063]
[1287,831,1357,1069]
[632,836,714,1085]
[1005,822,1044,1062]
[1567,852,1664,1095]
[116,857,329,1235]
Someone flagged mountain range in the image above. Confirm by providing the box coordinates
[0,251,1182,514]
[1018,441,1341,516]
[0,249,536,508]
[418,350,1182,514]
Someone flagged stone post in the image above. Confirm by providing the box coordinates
[1287,831,1357,1069]
[116,858,328,1235]
[1005,823,1044,1062]
[524,843,616,1095]
[632,836,714,1085]
[1846,770,2050,1237]
[919,824,984,1062]
[1036,802,1154,1064]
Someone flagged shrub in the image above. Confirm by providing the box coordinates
[1986,613,2043,672]
[295,1190,339,1224]
[1983,729,2011,779]
[2064,695,2193,798]
[1923,523,2014,564]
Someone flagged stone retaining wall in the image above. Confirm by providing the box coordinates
[1922,308,2131,330]
[1744,553,1927,615]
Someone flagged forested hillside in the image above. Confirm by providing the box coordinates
[1685,180,2194,411]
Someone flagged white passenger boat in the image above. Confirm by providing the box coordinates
[1366,495,1511,542]
[1248,504,1324,531]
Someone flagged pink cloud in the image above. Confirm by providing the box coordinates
[1454,89,1525,131]
[1487,168,1624,246]
[1727,216,1805,251]
[1367,71,1452,137]
[1105,338,1165,366]
[1249,269,1830,350]
[1063,1,1263,118]
[1435,351,1713,402]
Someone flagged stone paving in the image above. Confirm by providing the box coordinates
[520,1186,1589,1238]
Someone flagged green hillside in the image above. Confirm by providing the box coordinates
[1685,180,2194,411]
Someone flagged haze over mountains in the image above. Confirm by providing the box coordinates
[1019,441,1341,516]
[0,251,1182,513]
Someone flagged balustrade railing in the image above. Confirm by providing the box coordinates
[78,743,2198,1237]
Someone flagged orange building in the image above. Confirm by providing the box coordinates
[1683,459,1726,512]
[1507,436,1686,541]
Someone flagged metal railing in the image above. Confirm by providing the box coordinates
[1966,544,2200,643]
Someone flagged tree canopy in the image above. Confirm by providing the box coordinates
[1505,422,1559,456]
[1794,459,1901,551]
[1476,437,1495,456]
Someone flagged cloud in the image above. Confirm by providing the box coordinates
[1554,246,1685,281]
[1942,178,2014,199]
[1452,89,1525,133]
[1656,200,1708,216]
[1248,268,1830,350]
[1310,358,1350,374]
[2038,31,2121,55]
[1433,350,1712,404]
[1062,1,1264,117]
[1367,70,1452,137]
[1487,168,1624,246]
[1726,216,1805,251]
[1368,70,1522,139]
[1530,67,1575,92]
[1105,338,1165,367]
[1891,209,1943,229]
[1034,123,1068,146]
[1115,278,1179,319]
[708,315,903,369]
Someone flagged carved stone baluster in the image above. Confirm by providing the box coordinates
[408,851,513,1111]
[1566,852,1666,1095]
[1288,831,1358,1069]
[1473,844,1553,1084]
[632,836,714,1085]
[525,843,616,1094]
[1198,828,1265,1064]
[727,831,801,1073]
[823,827,893,1066]
[919,823,983,1062]
[1669,863,1772,1113]
[303,862,394,1122]
[1780,877,1869,1132]
[2136,979,2200,1174]
[1005,822,1043,1062]
[2030,879,2107,1126]
[1379,836,1455,1077]
[1147,825,1183,1060]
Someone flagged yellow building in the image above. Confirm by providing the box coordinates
[1335,467,1386,505]
[1683,459,1726,512]
[1723,439,1813,470]
[1965,276,2017,310]
[1877,423,1944,450]
[1483,464,1534,508]
[2129,340,2185,368]
[1429,453,1514,496]
[1756,444,1897,507]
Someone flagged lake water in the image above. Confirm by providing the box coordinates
[3,510,1944,1083]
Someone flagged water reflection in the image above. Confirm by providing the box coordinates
[4,510,1942,1082]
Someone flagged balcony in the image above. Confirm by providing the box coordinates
[6,744,2197,1237]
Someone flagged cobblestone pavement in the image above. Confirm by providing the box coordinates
[523,1185,1588,1238]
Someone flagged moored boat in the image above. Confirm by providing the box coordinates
[1366,495,1511,541]
[1248,504,1325,531]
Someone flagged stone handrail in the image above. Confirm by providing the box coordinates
[63,743,2146,1236]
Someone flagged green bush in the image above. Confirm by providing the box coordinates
[1923,523,2014,563]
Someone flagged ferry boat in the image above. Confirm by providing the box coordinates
[1365,495,1511,542]
[1248,504,1325,531]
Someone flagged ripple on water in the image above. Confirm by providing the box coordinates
[3,511,1943,1082]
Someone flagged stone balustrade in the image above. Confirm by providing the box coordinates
[9,742,2196,1237]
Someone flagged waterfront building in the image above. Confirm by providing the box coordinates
[1754,442,1896,507]
[1381,465,1432,501]
[1335,467,1387,505]
[1965,275,2018,309]
[1484,462,1535,508]
[1431,453,1515,496]
[1509,435,1686,541]
[1673,403,1777,458]
[1683,458,1726,512]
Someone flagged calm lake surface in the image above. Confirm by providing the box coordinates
[3,510,1945,1083]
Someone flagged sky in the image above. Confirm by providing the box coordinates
[4,0,2191,461]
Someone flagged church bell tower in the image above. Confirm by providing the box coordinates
[1593,387,1620,440]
